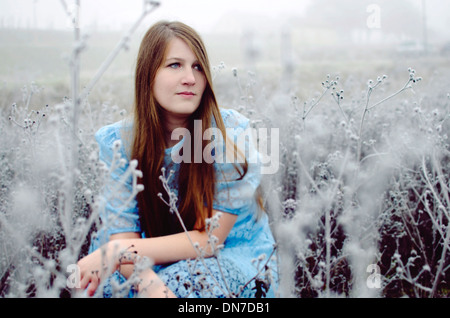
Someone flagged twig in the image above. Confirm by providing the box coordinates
[356,70,421,163]
[237,245,277,297]
[78,1,161,103]
[367,78,416,111]
[302,75,339,121]
[158,168,231,297]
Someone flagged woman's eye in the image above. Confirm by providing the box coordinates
[193,64,203,72]
[168,63,181,69]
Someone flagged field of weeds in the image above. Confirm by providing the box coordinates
[1,15,449,298]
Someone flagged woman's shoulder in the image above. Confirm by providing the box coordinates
[219,107,250,130]
[95,121,124,145]
[95,119,133,158]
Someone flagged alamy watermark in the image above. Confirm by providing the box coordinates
[367,4,381,29]
[366,264,382,289]
[170,120,280,175]
[66,264,81,289]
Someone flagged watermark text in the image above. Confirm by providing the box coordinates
[366,264,381,289]
[367,4,381,29]
[66,264,81,289]
[170,120,280,175]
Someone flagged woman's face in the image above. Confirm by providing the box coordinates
[153,37,207,124]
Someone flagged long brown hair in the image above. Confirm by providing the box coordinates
[131,21,247,238]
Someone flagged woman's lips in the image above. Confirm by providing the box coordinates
[177,91,195,96]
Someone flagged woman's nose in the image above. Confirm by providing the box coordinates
[181,68,196,85]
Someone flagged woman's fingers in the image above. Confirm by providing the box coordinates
[78,275,89,291]
[78,270,100,296]
[79,273,100,297]
[86,274,100,297]
[75,241,123,296]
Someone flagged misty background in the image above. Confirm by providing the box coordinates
[1,1,450,299]
[1,0,450,109]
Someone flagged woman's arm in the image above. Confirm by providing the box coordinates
[109,232,141,279]
[77,210,237,295]
[118,210,237,265]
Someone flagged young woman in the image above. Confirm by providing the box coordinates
[77,21,277,298]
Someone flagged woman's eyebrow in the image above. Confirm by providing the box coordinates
[166,57,184,61]
[166,57,199,64]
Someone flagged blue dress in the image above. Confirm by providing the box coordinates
[89,108,277,298]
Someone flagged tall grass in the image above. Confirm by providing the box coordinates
[251,67,450,297]
[1,62,449,298]
[0,2,449,297]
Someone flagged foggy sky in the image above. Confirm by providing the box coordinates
[0,0,311,32]
[0,0,449,39]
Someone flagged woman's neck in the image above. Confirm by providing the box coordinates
[162,113,190,148]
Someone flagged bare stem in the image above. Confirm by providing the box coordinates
[356,71,420,164]
[158,168,231,297]
[78,2,160,102]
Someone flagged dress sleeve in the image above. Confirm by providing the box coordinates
[212,109,262,216]
[95,123,141,238]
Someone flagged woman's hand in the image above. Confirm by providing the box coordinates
[77,240,128,296]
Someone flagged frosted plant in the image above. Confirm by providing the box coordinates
[157,168,276,298]
[255,65,449,298]
[0,1,161,298]
[0,92,144,297]
[356,69,422,163]
[302,74,341,122]
[157,168,232,297]
[1,0,449,298]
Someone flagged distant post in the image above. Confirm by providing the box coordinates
[33,0,38,28]
[422,0,428,55]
